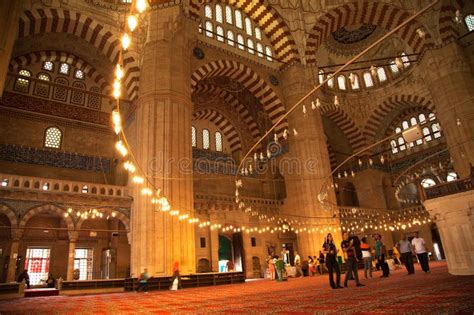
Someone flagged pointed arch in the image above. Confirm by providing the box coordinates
[19,204,75,231]
[0,203,18,228]
[191,60,287,135]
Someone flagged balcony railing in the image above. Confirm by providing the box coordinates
[424,177,473,200]
[0,173,129,198]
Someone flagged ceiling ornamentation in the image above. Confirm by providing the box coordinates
[332,24,377,45]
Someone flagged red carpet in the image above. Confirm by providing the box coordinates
[0,262,473,314]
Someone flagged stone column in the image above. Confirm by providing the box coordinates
[421,43,474,178]
[66,231,78,281]
[0,0,23,96]
[423,190,474,275]
[279,64,340,257]
[129,7,196,276]
[6,229,22,282]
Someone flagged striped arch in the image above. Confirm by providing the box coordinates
[364,95,435,144]
[193,108,242,152]
[76,210,130,232]
[191,60,287,135]
[187,0,299,64]
[19,204,75,231]
[306,1,434,63]
[193,83,261,142]
[0,203,18,228]
[320,105,365,153]
[17,8,139,100]
[9,51,109,93]
[438,0,466,44]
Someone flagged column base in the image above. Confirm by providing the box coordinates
[423,190,474,275]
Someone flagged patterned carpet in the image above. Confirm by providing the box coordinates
[1,262,473,314]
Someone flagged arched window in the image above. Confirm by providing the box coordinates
[363,72,373,87]
[398,137,406,151]
[327,74,334,88]
[88,86,102,110]
[418,113,426,123]
[337,75,346,90]
[215,132,223,152]
[402,121,409,130]
[215,4,223,23]
[71,81,86,105]
[202,129,210,150]
[432,123,441,138]
[204,5,212,19]
[15,69,32,93]
[53,77,69,102]
[401,52,411,67]
[465,15,474,32]
[227,30,234,46]
[34,73,51,98]
[447,172,458,182]
[225,5,233,24]
[235,10,242,28]
[44,126,62,149]
[74,69,85,80]
[395,127,401,134]
[318,70,325,84]
[421,178,436,188]
[205,21,213,38]
[410,117,417,126]
[245,17,252,36]
[256,43,264,57]
[247,38,254,54]
[192,126,197,147]
[423,127,432,142]
[265,46,272,61]
[216,25,224,42]
[237,34,244,50]
[255,27,262,40]
[59,63,70,75]
[428,112,435,121]
[390,61,399,74]
[377,67,387,82]
[350,73,360,90]
[390,140,398,154]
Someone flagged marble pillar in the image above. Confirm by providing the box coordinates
[423,190,474,275]
[66,231,79,281]
[279,64,340,257]
[0,0,23,97]
[129,7,196,276]
[6,229,22,283]
[421,43,474,178]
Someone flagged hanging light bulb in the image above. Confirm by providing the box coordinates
[273,133,278,143]
[113,88,121,99]
[416,28,426,39]
[302,105,307,115]
[259,152,264,161]
[132,176,144,184]
[334,95,339,107]
[369,158,373,166]
[311,100,316,110]
[337,172,341,179]
[254,152,258,161]
[395,57,403,69]
[456,118,461,126]
[112,109,121,126]
[249,164,253,174]
[115,140,128,157]
[136,0,147,13]
[358,158,362,167]
[283,129,288,140]
[455,10,462,24]
[127,15,138,32]
[293,128,298,136]
[244,168,249,176]
[121,33,131,50]
[351,170,355,178]
[267,149,271,159]
[380,155,385,164]
[344,171,348,178]
[370,65,377,77]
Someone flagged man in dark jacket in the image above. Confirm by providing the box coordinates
[17,269,30,289]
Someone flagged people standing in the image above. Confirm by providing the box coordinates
[412,232,430,273]
[341,232,364,287]
[375,234,390,278]
[17,269,30,289]
[275,256,285,281]
[170,261,182,290]
[322,233,342,289]
[360,237,372,279]
[397,234,415,275]
[317,252,326,275]
[268,256,276,280]
[294,251,303,278]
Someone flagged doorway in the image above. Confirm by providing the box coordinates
[218,233,244,273]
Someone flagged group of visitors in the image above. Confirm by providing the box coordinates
[321,231,430,289]
[136,261,182,293]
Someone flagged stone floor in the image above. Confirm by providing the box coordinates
[0,261,473,314]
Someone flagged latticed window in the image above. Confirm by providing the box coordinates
[71,81,86,105]
[59,63,70,75]
[466,15,474,32]
[377,67,387,82]
[327,73,334,88]
[265,46,272,61]
[53,77,68,102]
[257,43,263,57]
[255,27,262,40]
[245,17,252,36]
[215,4,223,23]
[205,5,212,19]
[350,73,360,90]
[215,132,223,152]
[15,69,31,93]
[401,52,411,67]
[227,30,234,46]
[43,61,54,72]
[74,69,85,80]
[192,126,197,147]
[87,86,101,110]
[74,248,93,280]
[225,5,233,24]
[363,72,373,87]
[202,129,210,150]
[337,75,346,90]
[235,10,242,28]
[237,34,244,50]
[390,61,399,74]
[44,126,62,149]
[247,38,254,54]
[34,73,51,98]
[216,25,224,42]
[205,21,213,37]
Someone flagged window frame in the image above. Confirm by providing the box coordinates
[44,126,63,150]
